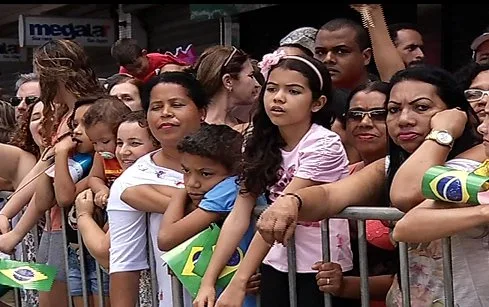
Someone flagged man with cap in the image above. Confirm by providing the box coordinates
[471,30,489,64]
[278,27,318,57]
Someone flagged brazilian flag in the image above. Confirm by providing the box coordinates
[422,163,489,205]
[161,224,221,298]
[0,259,57,291]
[193,235,244,289]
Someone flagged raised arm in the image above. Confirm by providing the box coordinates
[53,137,78,207]
[75,189,110,269]
[351,4,405,81]
[87,154,110,207]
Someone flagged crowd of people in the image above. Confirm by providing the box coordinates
[0,3,488,307]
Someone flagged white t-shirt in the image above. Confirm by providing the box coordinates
[263,124,353,273]
[107,150,184,307]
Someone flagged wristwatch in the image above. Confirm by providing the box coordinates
[425,130,454,148]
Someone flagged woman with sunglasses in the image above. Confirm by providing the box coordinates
[11,73,40,122]
[454,62,489,123]
[193,45,258,131]
[313,81,396,307]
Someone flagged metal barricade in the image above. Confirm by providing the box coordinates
[253,206,455,307]
[11,205,456,307]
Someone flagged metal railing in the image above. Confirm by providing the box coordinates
[9,206,455,307]
[167,206,455,307]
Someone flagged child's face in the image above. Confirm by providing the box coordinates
[264,67,322,127]
[85,123,117,154]
[181,153,230,205]
[109,82,142,111]
[116,121,158,170]
[72,105,94,154]
[123,56,148,77]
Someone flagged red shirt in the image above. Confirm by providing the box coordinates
[119,53,187,83]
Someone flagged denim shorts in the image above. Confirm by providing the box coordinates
[67,245,109,297]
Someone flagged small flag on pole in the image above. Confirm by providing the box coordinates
[161,225,220,298]
[0,259,57,291]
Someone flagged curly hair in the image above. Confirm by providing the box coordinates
[240,55,334,196]
[82,96,131,134]
[119,110,159,147]
[9,101,41,158]
[177,123,243,174]
[33,39,104,146]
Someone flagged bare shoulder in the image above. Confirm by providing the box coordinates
[455,144,485,162]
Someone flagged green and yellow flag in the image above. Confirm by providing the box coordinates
[193,237,244,289]
[422,160,489,205]
[161,224,221,298]
[0,259,57,291]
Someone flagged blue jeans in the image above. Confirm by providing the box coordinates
[67,245,109,297]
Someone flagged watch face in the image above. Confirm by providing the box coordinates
[437,131,453,144]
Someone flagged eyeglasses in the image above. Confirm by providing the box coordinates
[9,96,40,107]
[464,89,489,102]
[346,109,387,122]
[222,46,239,68]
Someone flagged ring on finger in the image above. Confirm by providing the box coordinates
[326,277,330,285]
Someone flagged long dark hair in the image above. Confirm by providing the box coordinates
[240,55,334,196]
[386,65,482,201]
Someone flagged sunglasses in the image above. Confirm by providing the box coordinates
[346,109,387,122]
[464,89,489,102]
[9,96,40,107]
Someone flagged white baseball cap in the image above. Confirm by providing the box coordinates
[471,32,489,51]
[280,27,318,54]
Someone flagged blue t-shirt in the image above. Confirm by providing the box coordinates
[198,176,266,307]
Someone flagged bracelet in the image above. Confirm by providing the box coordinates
[283,193,303,211]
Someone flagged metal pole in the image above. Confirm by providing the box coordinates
[286,236,297,307]
[95,261,105,307]
[170,275,184,307]
[399,242,411,307]
[357,220,370,306]
[321,219,332,307]
[75,221,89,307]
[60,208,74,307]
[442,237,454,307]
[146,214,158,306]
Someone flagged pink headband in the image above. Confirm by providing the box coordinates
[258,50,323,89]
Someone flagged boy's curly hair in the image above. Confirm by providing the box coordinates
[177,124,243,174]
